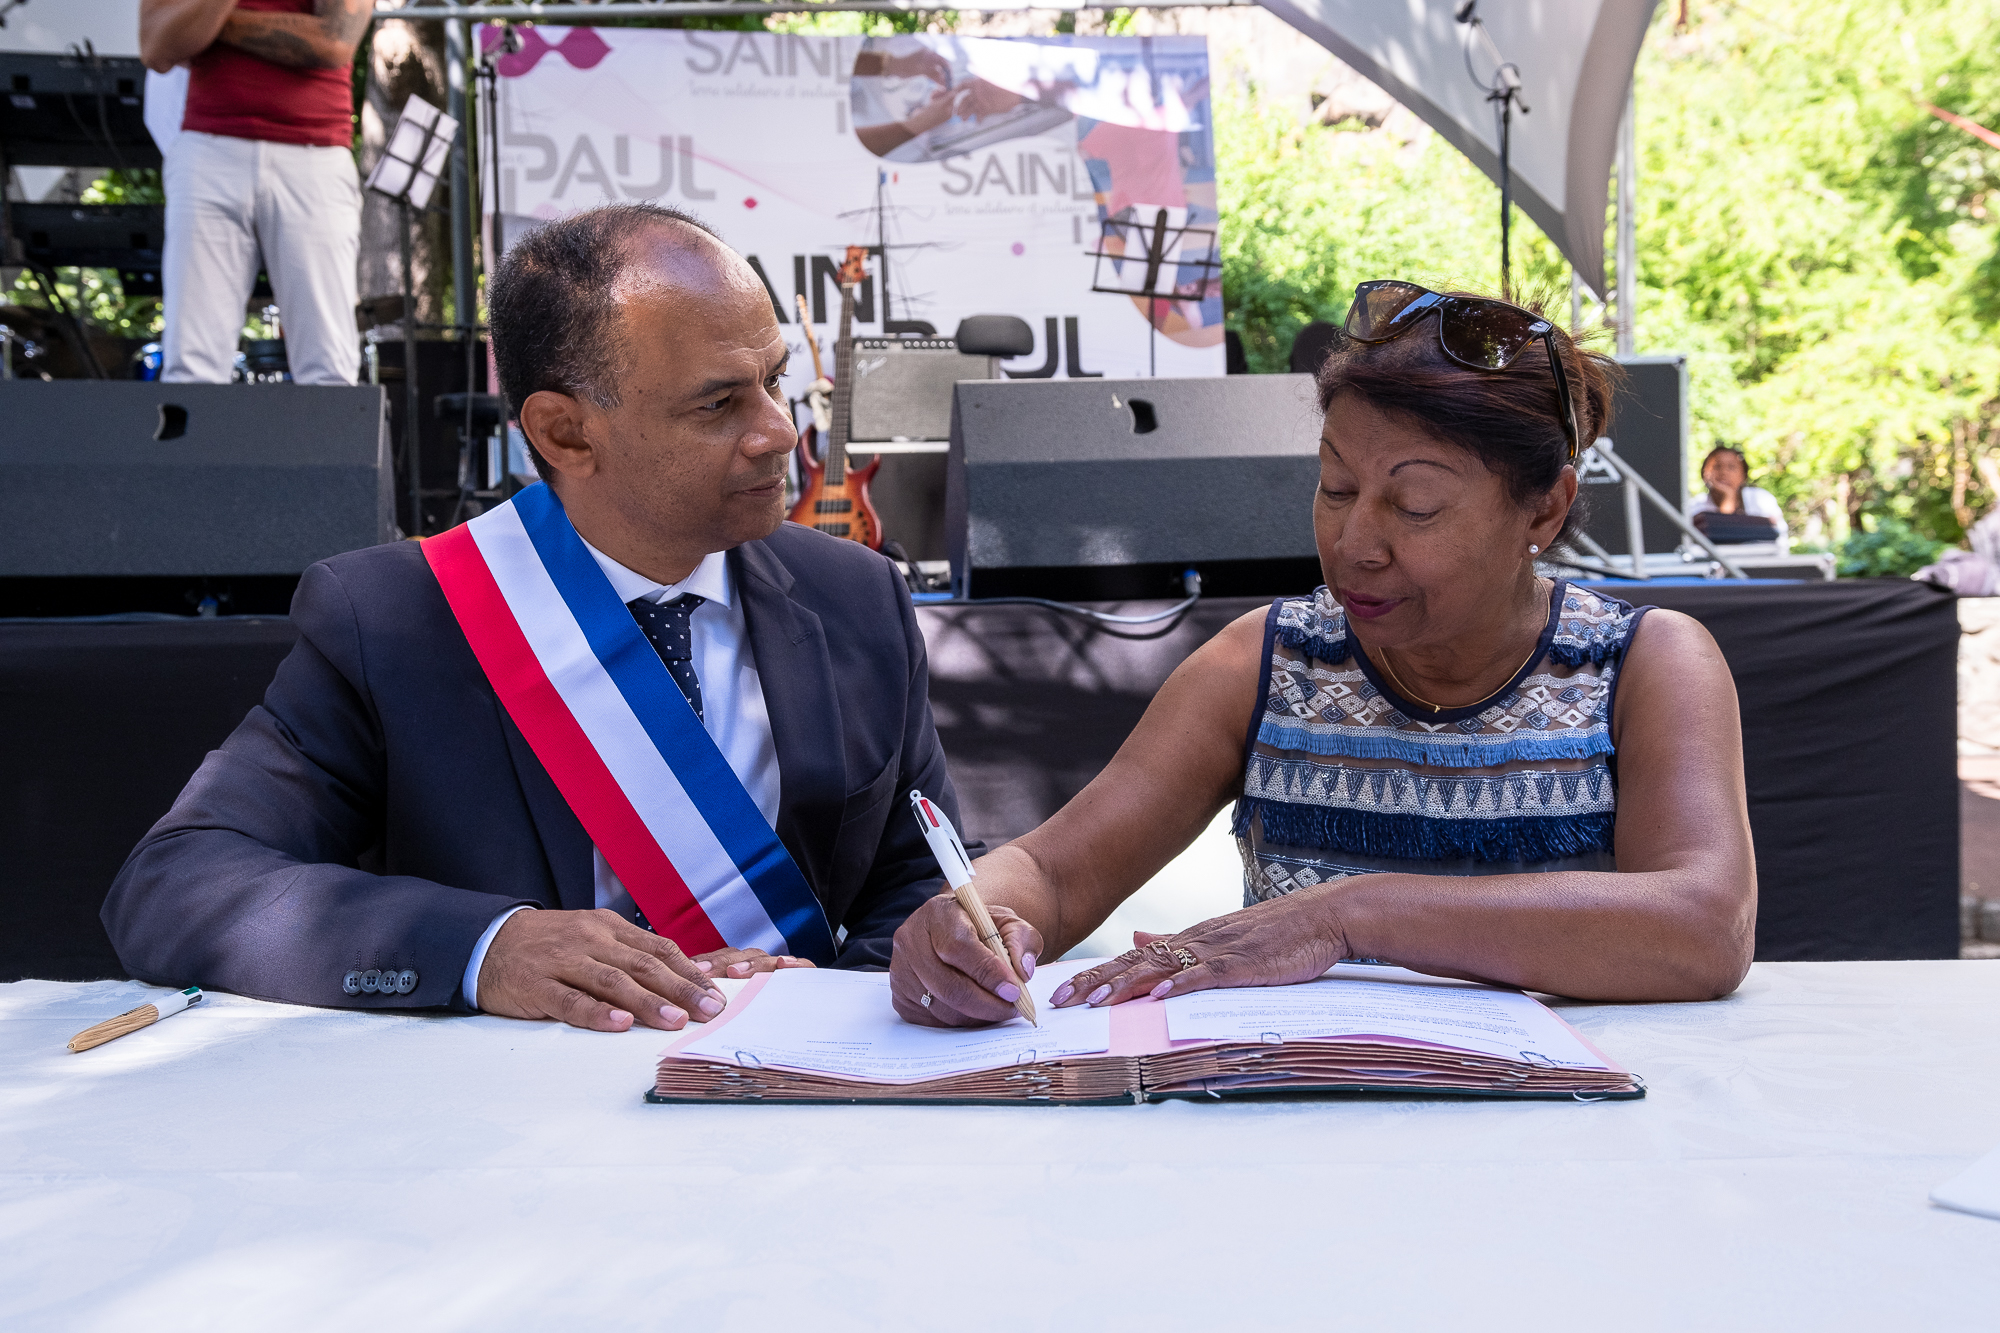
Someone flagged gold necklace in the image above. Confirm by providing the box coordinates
[1374,638,1543,716]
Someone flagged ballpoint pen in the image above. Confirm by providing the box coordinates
[908,790,1038,1026]
[68,987,203,1053]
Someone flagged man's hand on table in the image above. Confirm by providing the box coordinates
[476,908,814,1032]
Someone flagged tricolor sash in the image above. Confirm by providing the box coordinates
[424,483,835,964]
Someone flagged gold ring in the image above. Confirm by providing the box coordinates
[1173,948,1199,971]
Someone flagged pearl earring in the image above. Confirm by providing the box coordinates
[1528,544,1541,555]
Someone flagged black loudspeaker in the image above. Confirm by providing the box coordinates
[858,451,948,563]
[0,382,394,577]
[947,375,1326,599]
[849,338,994,443]
[1579,355,1689,555]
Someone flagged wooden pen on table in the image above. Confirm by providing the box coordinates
[68,987,203,1052]
[908,790,1037,1026]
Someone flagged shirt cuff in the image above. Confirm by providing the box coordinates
[462,904,536,1011]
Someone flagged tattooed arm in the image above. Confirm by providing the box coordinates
[140,0,237,72]
[219,0,371,72]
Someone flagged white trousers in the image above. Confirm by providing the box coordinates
[162,129,361,386]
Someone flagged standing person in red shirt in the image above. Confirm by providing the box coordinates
[140,1,369,385]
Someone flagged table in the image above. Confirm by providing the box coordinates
[5,962,1997,1330]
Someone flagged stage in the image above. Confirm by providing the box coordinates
[0,577,1960,982]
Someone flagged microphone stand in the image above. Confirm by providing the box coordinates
[1457,3,1529,302]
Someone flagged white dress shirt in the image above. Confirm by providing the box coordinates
[461,539,782,1008]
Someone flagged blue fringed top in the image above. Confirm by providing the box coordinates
[1233,581,1649,906]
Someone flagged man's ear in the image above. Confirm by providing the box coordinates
[518,390,600,483]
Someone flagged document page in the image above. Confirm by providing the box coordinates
[671,963,1112,1083]
[1163,974,1613,1070]
[1932,1143,2000,1222]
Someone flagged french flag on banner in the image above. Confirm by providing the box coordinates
[424,484,835,965]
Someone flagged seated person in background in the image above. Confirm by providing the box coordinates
[891,282,1755,1023]
[105,202,978,1032]
[1689,445,1788,547]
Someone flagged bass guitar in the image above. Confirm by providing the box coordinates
[788,246,882,549]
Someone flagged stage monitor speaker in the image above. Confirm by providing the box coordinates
[1579,354,1689,556]
[849,338,994,443]
[947,374,1325,598]
[0,382,394,577]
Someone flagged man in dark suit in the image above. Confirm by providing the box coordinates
[103,202,987,1033]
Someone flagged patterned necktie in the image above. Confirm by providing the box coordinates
[628,594,705,721]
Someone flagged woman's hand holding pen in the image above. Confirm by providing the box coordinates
[890,892,1041,1028]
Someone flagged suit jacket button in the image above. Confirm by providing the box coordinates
[361,969,381,993]
[395,969,418,995]
[343,971,362,996]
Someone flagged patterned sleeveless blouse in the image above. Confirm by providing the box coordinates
[1235,581,1649,905]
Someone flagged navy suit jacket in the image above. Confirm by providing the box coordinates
[102,522,979,1010]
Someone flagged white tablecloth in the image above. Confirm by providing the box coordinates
[5,962,1998,1331]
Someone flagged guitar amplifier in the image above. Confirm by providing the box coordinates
[946,375,1326,599]
[849,338,994,443]
[0,382,395,577]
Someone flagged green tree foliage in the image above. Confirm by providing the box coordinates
[1217,89,1572,374]
[1835,514,1951,575]
[1218,1,2000,558]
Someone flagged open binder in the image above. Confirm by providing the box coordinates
[649,962,1643,1105]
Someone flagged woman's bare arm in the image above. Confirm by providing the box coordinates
[1064,609,1757,1007]
[886,608,1266,1025]
[1316,608,1754,999]
[994,607,1266,950]
[894,604,1755,1024]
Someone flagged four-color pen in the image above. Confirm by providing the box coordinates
[68,986,204,1052]
[908,790,1038,1027]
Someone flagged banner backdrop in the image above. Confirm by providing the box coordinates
[485,28,1224,404]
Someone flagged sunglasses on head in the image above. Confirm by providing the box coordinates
[1341,280,1582,464]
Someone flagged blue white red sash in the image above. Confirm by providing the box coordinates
[424,483,835,964]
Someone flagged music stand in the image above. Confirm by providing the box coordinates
[1087,206,1221,376]
[364,95,459,534]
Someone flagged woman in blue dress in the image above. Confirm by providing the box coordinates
[891,281,1756,1019]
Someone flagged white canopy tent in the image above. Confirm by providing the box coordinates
[1257,0,1657,299]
